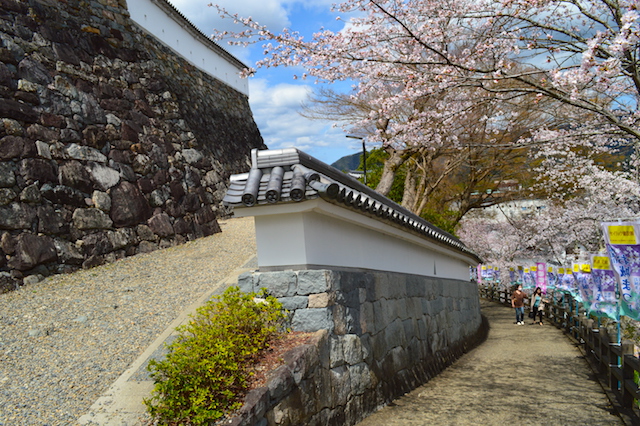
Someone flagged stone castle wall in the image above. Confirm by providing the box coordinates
[0,0,264,291]
[231,269,487,425]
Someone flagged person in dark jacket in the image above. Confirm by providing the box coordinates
[511,284,527,325]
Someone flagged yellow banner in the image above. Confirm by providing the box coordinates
[581,264,591,273]
[592,256,611,270]
[608,225,637,245]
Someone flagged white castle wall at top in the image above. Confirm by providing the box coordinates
[128,0,249,96]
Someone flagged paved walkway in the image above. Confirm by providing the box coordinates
[357,299,624,426]
[71,259,624,425]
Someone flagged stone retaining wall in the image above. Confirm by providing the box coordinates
[0,0,263,291]
[228,269,487,425]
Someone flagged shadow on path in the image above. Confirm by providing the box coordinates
[357,299,623,425]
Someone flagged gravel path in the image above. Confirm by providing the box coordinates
[0,217,256,426]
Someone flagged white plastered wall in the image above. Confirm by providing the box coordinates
[237,199,475,280]
[128,0,248,95]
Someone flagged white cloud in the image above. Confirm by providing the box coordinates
[248,79,358,163]
[168,0,359,164]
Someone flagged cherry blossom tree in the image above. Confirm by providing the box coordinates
[303,83,548,230]
[212,0,640,257]
[212,0,639,148]
[458,159,640,265]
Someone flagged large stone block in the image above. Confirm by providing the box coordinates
[0,189,16,206]
[342,334,363,366]
[278,295,308,311]
[37,205,68,234]
[87,162,120,191]
[73,208,113,230]
[147,212,174,237]
[0,202,36,230]
[312,367,333,410]
[385,318,406,349]
[402,318,416,341]
[7,233,57,271]
[53,238,84,265]
[109,181,151,227]
[0,136,24,160]
[267,365,294,403]
[18,57,52,85]
[82,232,114,256]
[237,271,255,294]
[388,275,407,299]
[308,292,333,308]
[369,330,389,362]
[348,362,372,396]
[329,365,351,407]
[359,301,374,334]
[0,162,16,187]
[64,143,107,163]
[372,300,386,333]
[256,271,297,298]
[329,335,344,368]
[291,308,333,332]
[359,333,373,364]
[374,273,392,300]
[283,344,319,385]
[406,274,427,297]
[0,98,38,123]
[297,269,330,295]
[19,158,57,185]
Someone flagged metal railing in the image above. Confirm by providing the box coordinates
[479,284,640,424]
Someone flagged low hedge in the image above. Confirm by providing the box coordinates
[144,286,286,425]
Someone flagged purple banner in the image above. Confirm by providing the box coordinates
[602,221,640,321]
[574,264,592,305]
[590,254,619,320]
[523,267,535,289]
[547,267,557,290]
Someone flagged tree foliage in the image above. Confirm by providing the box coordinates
[213,0,640,146]
[212,0,640,256]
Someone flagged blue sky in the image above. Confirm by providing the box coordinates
[168,0,362,165]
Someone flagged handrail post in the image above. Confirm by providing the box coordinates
[621,340,635,408]
[606,325,620,392]
[566,295,573,335]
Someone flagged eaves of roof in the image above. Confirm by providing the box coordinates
[223,148,482,263]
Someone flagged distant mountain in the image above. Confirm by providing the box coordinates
[331,152,362,171]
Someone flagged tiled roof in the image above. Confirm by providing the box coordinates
[223,148,480,262]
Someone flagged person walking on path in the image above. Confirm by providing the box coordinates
[530,286,547,325]
[511,284,527,325]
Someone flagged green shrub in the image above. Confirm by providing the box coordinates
[144,286,286,425]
